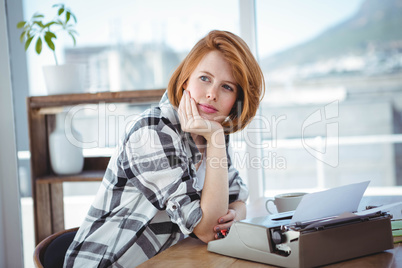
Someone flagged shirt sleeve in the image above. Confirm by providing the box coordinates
[226,137,249,203]
[120,126,202,235]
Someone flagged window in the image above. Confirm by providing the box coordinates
[255,0,402,195]
[23,0,240,95]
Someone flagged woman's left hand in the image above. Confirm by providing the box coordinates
[178,90,223,142]
[213,209,237,239]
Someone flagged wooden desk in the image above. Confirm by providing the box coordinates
[139,195,402,267]
[139,238,401,268]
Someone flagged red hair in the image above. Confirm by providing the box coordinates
[167,30,265,134]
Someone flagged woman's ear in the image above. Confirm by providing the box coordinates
[183,81,187,90]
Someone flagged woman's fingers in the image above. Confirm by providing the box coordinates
[190,97,199,117]
[218,209,236,224]
[178,92,189,127]
[213,209,237,238]
[185,91,192,118]
[182,90,203,132]
[214,221,233,232]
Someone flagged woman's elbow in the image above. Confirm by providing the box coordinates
[192,229,215,243]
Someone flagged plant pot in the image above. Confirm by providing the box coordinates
[43,64,86,95]
[49,112,84,175]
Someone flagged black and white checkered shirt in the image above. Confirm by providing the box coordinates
[63,91,248,267]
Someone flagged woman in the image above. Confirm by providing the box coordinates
[64,30,264,267]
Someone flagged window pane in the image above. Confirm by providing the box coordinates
[23,0,240,95]
[256,0,402,195]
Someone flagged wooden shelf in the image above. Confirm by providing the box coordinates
[27,89,165,244]
[36,170,105,184]
[28,89,165,109]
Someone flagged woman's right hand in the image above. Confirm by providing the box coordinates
[178,90,223,142]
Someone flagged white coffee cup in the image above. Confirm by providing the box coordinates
[265,192,307,214]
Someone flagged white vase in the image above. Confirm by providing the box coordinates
[43,64,86,95]
[49,112,84,175]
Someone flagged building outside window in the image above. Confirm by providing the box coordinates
[255,0,402,195]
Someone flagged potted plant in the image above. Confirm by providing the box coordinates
[17,4,85,95]
[18,4,85,175]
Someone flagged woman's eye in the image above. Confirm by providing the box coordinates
[223,84,233,91]
[200,76,209,82]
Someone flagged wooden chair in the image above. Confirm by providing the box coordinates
[33,227,79,268]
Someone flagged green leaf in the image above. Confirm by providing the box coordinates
[32,13,44,19]
[25,36,34,51]
[33,21,45,28]
[35,37,42,54]
[71,13,77,23]
[69,32,76,46]
[44,35,55,51]
[45,31,56,39]
[23,24,31,32]
[16,21,26,29]
[43,21,56,28]
[19,31,26,42]
[58,8,65,16]
[66,11,71,23]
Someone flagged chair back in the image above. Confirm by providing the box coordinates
[33,227,79,268]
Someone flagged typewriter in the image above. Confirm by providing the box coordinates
[208,181,400,268]
[208,209,393,267]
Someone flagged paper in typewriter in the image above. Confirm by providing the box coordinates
[290,181,370,225]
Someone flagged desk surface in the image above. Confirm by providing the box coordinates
[138,238,401,268]
[139,195,402,267]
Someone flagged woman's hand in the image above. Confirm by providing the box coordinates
[178,90,223,142]
[213,209,237,239]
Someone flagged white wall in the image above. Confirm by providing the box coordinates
[0,0,24,266]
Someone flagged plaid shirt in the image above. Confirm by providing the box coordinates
[63,91,248,267]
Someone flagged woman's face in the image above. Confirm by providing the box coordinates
[183,50,238,124]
